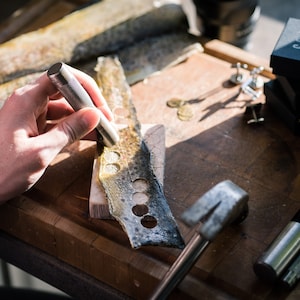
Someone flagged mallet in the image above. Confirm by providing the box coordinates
[150,180,249,299]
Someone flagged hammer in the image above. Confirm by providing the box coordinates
[150,180,249,299]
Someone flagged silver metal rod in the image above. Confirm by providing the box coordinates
[281,253,300,289]
[254,218,300,282]
[150,233,209,300]
[47,62,119,147]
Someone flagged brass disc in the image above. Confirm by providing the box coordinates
[177,104,194,121]
[167,98,185,108]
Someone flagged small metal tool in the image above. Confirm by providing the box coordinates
[245,103,264,124]
[230,62,248,85]
[150,180,249,299]
[249,66,264,89]
[254,209,300,284]
[240,77,262,100]
[47,62,120,147]
[281,254,300,290]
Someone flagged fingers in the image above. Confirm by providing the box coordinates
[37,107,101,153]
[67,65,113,121]
[13,65,113,123]
[55,107,101,144]
[5,64,112,143]
[51,64,114,121]
[46,98,74,120]
[10,63,111,110]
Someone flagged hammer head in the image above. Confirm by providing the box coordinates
[181,180,249,241]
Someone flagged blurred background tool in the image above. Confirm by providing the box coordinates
[192,0,260,49]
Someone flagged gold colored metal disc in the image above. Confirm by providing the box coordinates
[167,98,185,108]
[177,104,194,121]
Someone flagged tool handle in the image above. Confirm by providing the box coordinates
[150,233,209,300]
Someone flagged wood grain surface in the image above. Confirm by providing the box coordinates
[1,46,300,299]
[0,2,299,299]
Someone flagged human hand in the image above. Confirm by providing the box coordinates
[0,65,113,203]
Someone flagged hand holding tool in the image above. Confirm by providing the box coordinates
[150,180,249,299]
[47,62,119,147]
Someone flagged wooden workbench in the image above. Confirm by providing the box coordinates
[0,1,300,300]
[0,40,299,299]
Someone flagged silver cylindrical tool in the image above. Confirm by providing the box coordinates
[281,253,300,289]
[253,210,300,283]
[47,62,119,147]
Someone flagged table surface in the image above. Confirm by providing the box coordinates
[0,2,300,300]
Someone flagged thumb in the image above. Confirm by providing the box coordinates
[46,107,101,149]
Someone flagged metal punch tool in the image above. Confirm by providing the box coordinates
[47,62,119,148]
